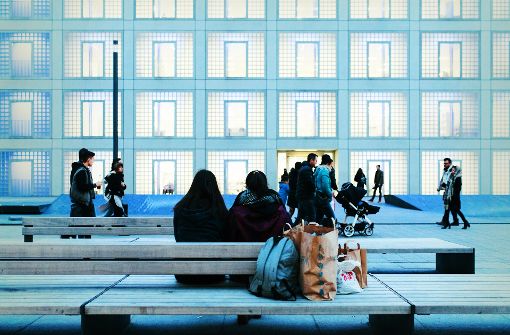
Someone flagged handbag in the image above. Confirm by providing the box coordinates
[338,242,368,289]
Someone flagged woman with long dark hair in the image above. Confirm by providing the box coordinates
[173,169,228,284]
[354,168,366,189]
[287,161,302,219]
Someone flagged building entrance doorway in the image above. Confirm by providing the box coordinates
[277,150,336,181]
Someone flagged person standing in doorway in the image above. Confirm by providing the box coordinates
[369,165,384,203]
[314,154,335,226]
[278,173,290,209]
[287,161,302,219]
[436,158,453,226]
[296,153,318,224]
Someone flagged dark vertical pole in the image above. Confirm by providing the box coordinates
[113,40,119,160]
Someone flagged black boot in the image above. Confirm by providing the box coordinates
[441,222,451,229]
[462,221,470,229]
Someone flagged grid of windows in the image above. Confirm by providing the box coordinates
[63,150,122,193]
[279,33,337,78]
[63,91,122,137]
[350,0,407,19]
[350,91,407,137]
[64,0,122,18]
[0,0,50,18]
[493,0,510,19]
[0,91,50,138]
[207,32,264,78]
[208,0,265,18]
[422,0,479,19]
[64,32,121,78]
[0,151,50,196]
[0,32,50,78]
[136,32,193,78]
[421,32,479,78]
[207,151,265,194]
[208,91,264,137]
[350,32,408,78]
[493,91,510,137]
[136,91,193,137]
[279,0,336,19]
[136,0,193,18]
[493,32,510,78]
[421,151,479,194]
[279,91,336,137]
[350,151,408,194]
[135,151,193,195]
[421,91,479,137]
[493,151,510,194]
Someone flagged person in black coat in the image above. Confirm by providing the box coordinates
[287,161,302,219]
[369,165,384,202]
[354,168,366,189]
[442,166,470,229]
[173,169,228,284]
[102,159,127,217]
[295,153,318,223]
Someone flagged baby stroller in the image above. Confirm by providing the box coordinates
[334,182,380,237]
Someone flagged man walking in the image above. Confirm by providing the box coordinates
[369,165,384,203]
[436,157,453,226]
[295,153,318,224]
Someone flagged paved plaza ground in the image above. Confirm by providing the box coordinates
[0,222,509,335]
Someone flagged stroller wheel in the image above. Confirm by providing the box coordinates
[343,225,355,237]
[364,226,374,236]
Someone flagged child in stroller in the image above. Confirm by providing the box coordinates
[334,182,380,237]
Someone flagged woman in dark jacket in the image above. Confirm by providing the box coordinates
[173,169,228,284]
[442,166,470,229]
[354,168,366,189]
[227,170,290,242]
[287,162,302,218]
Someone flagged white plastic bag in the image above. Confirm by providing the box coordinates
[337,260,362,295]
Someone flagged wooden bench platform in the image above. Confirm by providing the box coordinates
[22,217,174,242]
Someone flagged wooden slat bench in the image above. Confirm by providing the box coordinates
[22,217,174,242]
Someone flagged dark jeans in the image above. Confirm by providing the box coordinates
[441,208,450,224]
[297,198,316,223]
[67,202,95,239]
[370,185,383,201]
[315,195,335,223]
[451,209,468,224]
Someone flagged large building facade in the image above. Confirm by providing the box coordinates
[1,0,509,196]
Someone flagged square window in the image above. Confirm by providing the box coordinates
[82,0,104,17]
[90,159,105,193]
[154,0,176,18]
[82,42,104,77]
[153,160,176,194]
[153,101,176,136]
[12,0,32,17]
[10,101,32,137]
[296,101,318,137]
[296,42,318,77]
[368,0,390,18]
[368,101,390,137]
[226,160,247,194]
[225,101,247,136]
[439,101,461,136]
[225,42,247,77]
[10,160,32,196]
[439,42,461,77]
[440,0,461,18]
[297,0,318,18]
[368,42,390,78]
[153,42,176,77]
[226,0,247,18]
[11,42,32,77]
[82,101,105,136]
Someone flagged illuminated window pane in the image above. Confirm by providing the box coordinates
[11,101,32,137]
[440,0,461,18]
[368,43,390,78]
[368,102,390,137]
[226,0,246,18]
[12,0,32,17]
[296,42,318,77]
[439,102,461,136]
[297,0,318,18]
[368,0,390,18]
[82,42,104,77]
[154,42,176,77]
[154,101,176,136]
[83,0,104,17]
[10,160,32,196]
[225,42,247,77]
[153,160,176,194]
[11,42,32,77]
[154,0,176,18]
[226,160,247,194]
[82,101,104,136]
[225,101,247,136]
[439,43,461,77]
[89,159,104,194]
[296,101,318,137]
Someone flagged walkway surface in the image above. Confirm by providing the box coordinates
[0,223,509,334]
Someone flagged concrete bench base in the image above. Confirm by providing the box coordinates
[81,314,131,335]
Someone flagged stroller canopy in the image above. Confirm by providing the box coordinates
[338,182,366,205]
